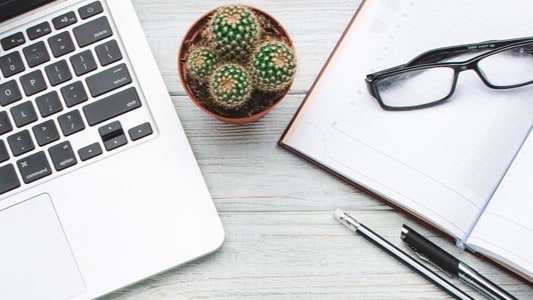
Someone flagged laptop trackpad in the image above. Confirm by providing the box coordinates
[0,194,85,300]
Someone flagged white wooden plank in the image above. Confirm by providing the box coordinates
[131,0,361,95]
[104,212,530,299]
[170,94,385,213]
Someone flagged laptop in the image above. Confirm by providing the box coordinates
[0,0,224,299]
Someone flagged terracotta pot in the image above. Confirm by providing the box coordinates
[178,5,295,124]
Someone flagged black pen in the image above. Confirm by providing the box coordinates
[401,224,517,300]
[334,209,473,300]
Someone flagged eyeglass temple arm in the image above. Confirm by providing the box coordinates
[405,37,533,66]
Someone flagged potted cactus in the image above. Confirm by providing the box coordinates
[178,5,297,124]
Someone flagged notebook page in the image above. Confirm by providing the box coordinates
[282,0,533,239]
[466,128,533,280]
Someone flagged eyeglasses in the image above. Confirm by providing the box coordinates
[365,37,533,110]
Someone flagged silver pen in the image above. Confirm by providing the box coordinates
[401,224,517,300]
[334,209,473,300]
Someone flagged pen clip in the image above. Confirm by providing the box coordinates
[407,245,454,278]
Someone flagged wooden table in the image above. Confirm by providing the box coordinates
[107,1,532,298]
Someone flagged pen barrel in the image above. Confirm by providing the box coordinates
[356,223,472,300]
[458,263,518,300]
[401,225,460,276]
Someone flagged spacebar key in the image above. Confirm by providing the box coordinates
[83,87,141,126]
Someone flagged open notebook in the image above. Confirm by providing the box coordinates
[280,0,533,280]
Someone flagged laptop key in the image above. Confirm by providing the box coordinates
[45,60,72,86]
[61,81,88,107]
[83,87,141,126]
[49,141,77,171]
[0,140,9,162]
[104,134,127,151]
[79,1,104,20]
[10,101,38,127]
[17,151,52,184]
[78,142,102,161]
[1,32,25,51]
[7,130,35,156]
[0,111,13,136]
[23,41,50,67]
[70,50,97,76]
[129,122,153,141]
[0,164,20,194]
[86,63,131,97]
[27,22,52,40]
[99,121,127,151]
[95,40,122,66]
[33,119,60,146]
[0,52,25,78]
[73,16,112,48]
[0,80,22,106]
[58,110,85,136]
[48,32,75,58]
[36,91,63,117]
[98,120,122,137]
[52,11,77,30]
[20,70,47,96]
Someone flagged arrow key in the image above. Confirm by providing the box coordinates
[98,121,127,151]
[103,135,127,151]
[78,142,102,161]
[128,122,153,141]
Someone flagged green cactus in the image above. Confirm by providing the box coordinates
[210,64,252,109]
[208,5,260,62]
[186,47,218,80]
[251,41,296,92]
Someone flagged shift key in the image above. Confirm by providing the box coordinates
[83,87,141,126]
[86,63,131,97]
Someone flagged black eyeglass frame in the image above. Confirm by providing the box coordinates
[365,37,533,111]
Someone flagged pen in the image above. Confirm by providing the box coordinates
[400,224,517,300]
[333,209,473,300]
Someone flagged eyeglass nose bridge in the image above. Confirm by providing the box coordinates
[453,61,487,83]
[456,61,478,72]
[454,60,497,88]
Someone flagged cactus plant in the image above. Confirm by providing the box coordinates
[179,5,296,122]
[208,5,260,62]
[210,64,252,109]
[186,47,219,80]
[251,41,296,92]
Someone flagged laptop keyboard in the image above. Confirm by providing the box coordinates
[0,0,155,196]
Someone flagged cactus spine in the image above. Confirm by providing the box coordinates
[251,41,296,92]
[208,5,260,62]
[210,64,252,109]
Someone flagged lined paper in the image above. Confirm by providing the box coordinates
[282,0,533,245]
[467,128,533,280]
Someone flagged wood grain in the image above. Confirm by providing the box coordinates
[131,0,359,96]
[104,0,533,298]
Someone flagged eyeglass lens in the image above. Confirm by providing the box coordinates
[375,67,455,108]
[477,44,533,87]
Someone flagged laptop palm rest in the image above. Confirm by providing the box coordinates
[0,194,85,300]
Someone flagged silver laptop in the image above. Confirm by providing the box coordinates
[0,0,224,298]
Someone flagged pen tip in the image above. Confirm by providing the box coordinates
[333,208,345,221]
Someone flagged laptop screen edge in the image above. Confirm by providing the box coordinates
[0,0,56,22]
